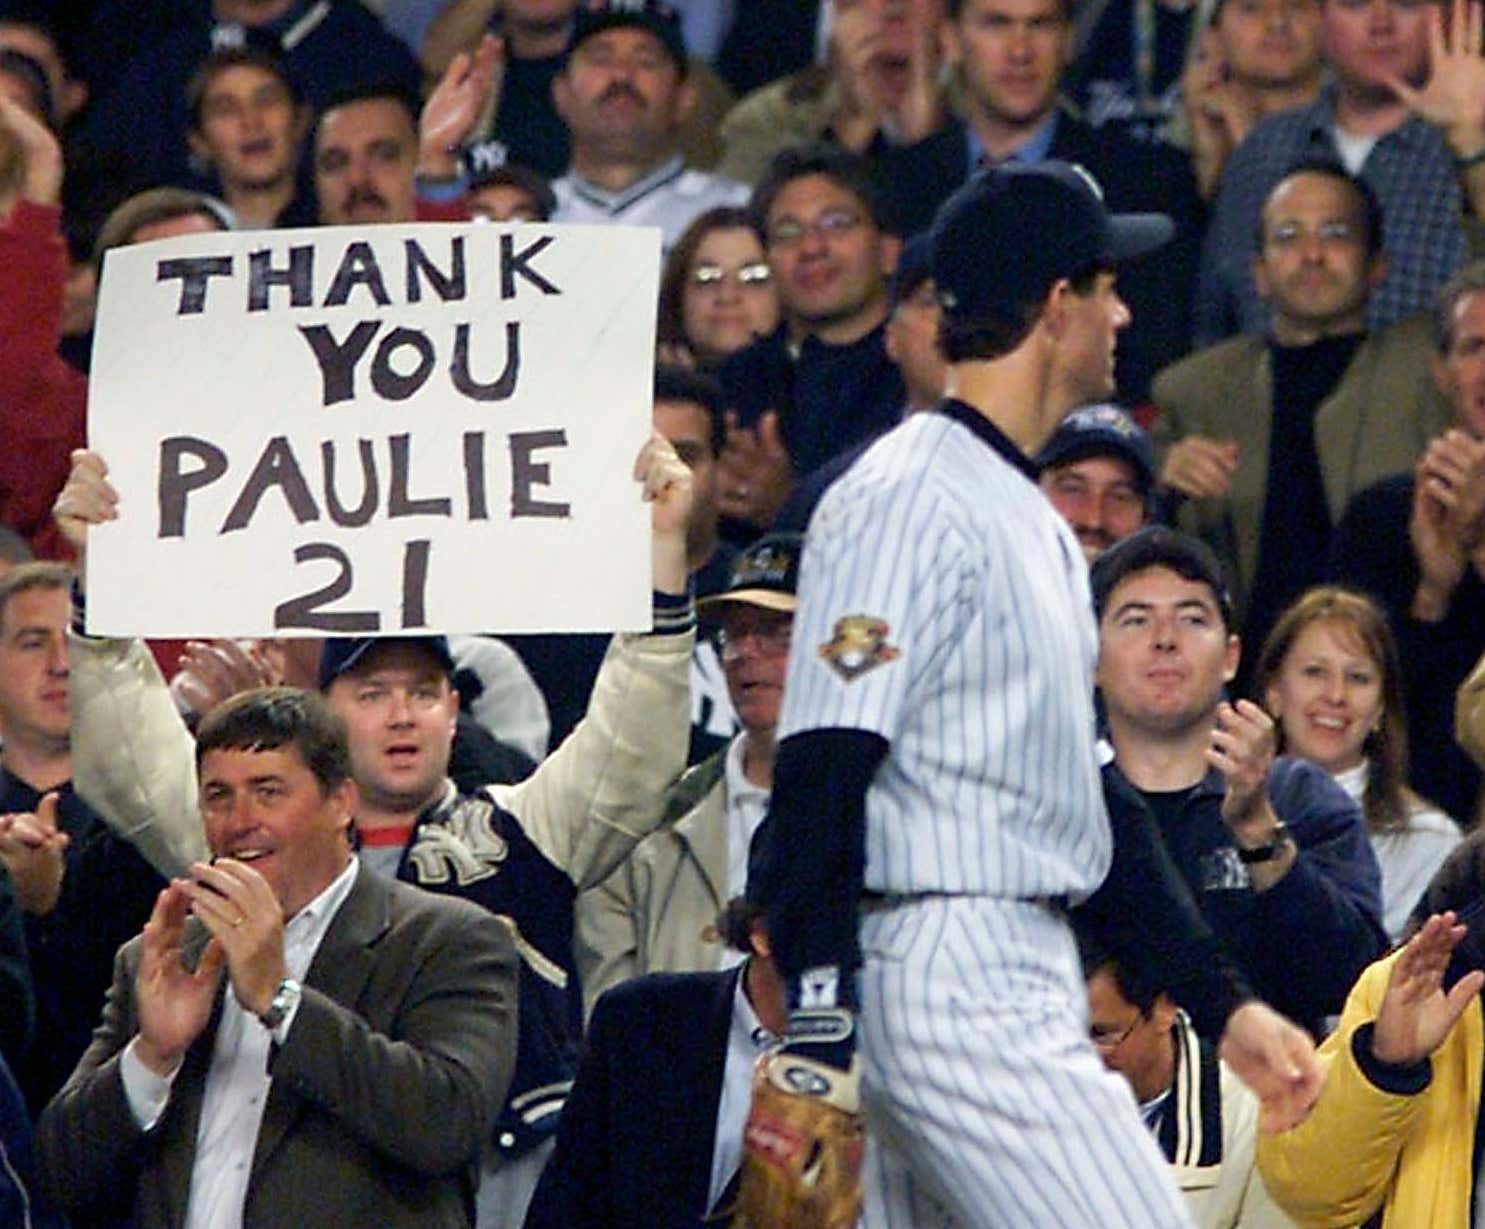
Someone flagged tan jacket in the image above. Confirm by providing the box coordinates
[68,626,694,887]
[1151,315,1449,625]
[575,749,730,1019]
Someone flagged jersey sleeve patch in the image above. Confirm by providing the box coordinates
[818,615,902,683]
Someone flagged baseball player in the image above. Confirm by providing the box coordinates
[744,164,1288,1229]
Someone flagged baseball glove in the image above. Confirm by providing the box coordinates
[729,1049,865,1229]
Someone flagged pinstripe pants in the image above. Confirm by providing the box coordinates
[858,897,1194,1229]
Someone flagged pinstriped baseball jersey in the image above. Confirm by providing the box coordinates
[778,402,1112,900]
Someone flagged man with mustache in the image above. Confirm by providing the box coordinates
[549,1,746,249]
[1152,162,1448,681]
[1037,402,1156,565]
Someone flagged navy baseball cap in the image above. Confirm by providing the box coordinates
[1036,403,1156,495]
[318,636,455,690]
[930,161,1173,322]
[567,0,687,70]
[697,532,802,616]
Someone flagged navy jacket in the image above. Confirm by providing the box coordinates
[523,969,738,1229]
[1112,756,1387,1032]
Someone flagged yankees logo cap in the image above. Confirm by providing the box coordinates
[1036,402,1156,495]
[929,160,1173,323]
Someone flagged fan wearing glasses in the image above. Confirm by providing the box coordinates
[714,143,906,537]
[1082,933,1296,1229]
[657,206,781,368]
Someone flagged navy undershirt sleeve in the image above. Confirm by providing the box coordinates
[750,728,889,1007]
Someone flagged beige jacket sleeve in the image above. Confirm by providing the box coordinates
[488,624,693,893]
[68,633,209,878]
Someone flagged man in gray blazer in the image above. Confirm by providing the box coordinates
[36,687,518,1229]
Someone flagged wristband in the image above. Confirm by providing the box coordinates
[1456,147,1485,171]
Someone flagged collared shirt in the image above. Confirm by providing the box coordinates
[121,858,361,1229]
[964,110,1060,175]
[1195,85,1467,343]
[708,971,778,1213]
[722,732,771,906]
[551,155,749,251]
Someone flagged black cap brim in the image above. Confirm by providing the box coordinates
[1108,212,1175,263]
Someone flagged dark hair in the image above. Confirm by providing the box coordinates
[1075,926,1162,1011]
[1252,586,1420,833]
[654,363,726,454]
[657,205,764,351]
[750,142,893,238]
[1256,158,1386,260]
[0,560,69,628]
[186,45,303,130]
[939,262,1105,363]
[1089,526,1234,629]
[195,686,352,796]
[93,187,233,272]
[716,894,765,953]
[1433,259,1485,354]
[313,82,418,147]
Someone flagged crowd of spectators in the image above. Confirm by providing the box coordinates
[4,0,1485,1225]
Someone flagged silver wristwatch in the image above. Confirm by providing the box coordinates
[259,977,302,1031]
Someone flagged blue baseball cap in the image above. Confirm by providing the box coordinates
[318,636,455,690]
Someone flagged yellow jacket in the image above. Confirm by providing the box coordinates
[1257,951,1483,1228]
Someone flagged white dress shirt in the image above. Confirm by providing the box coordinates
[121,858,361,1229]
[707,970,778,1214]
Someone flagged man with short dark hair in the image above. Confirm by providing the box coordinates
[312,85,421,225]
[1155,162,1448,658]
[37,685,519,1229]
[550,0,746,246]
[1081,936,1295,1229]
[1091,525,1387,1033]
[1037,401,1155,563]
[713,143,904,536]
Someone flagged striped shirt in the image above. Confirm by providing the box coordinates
[779,402,1112,900]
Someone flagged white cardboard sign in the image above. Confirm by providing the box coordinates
[86,223,658,637]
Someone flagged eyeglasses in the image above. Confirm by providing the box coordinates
[767,209,863,248]
[716,621,792,661]
[1265,219,1360,248]
[1090,1011,1148,1053]
[691,261,773,289]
